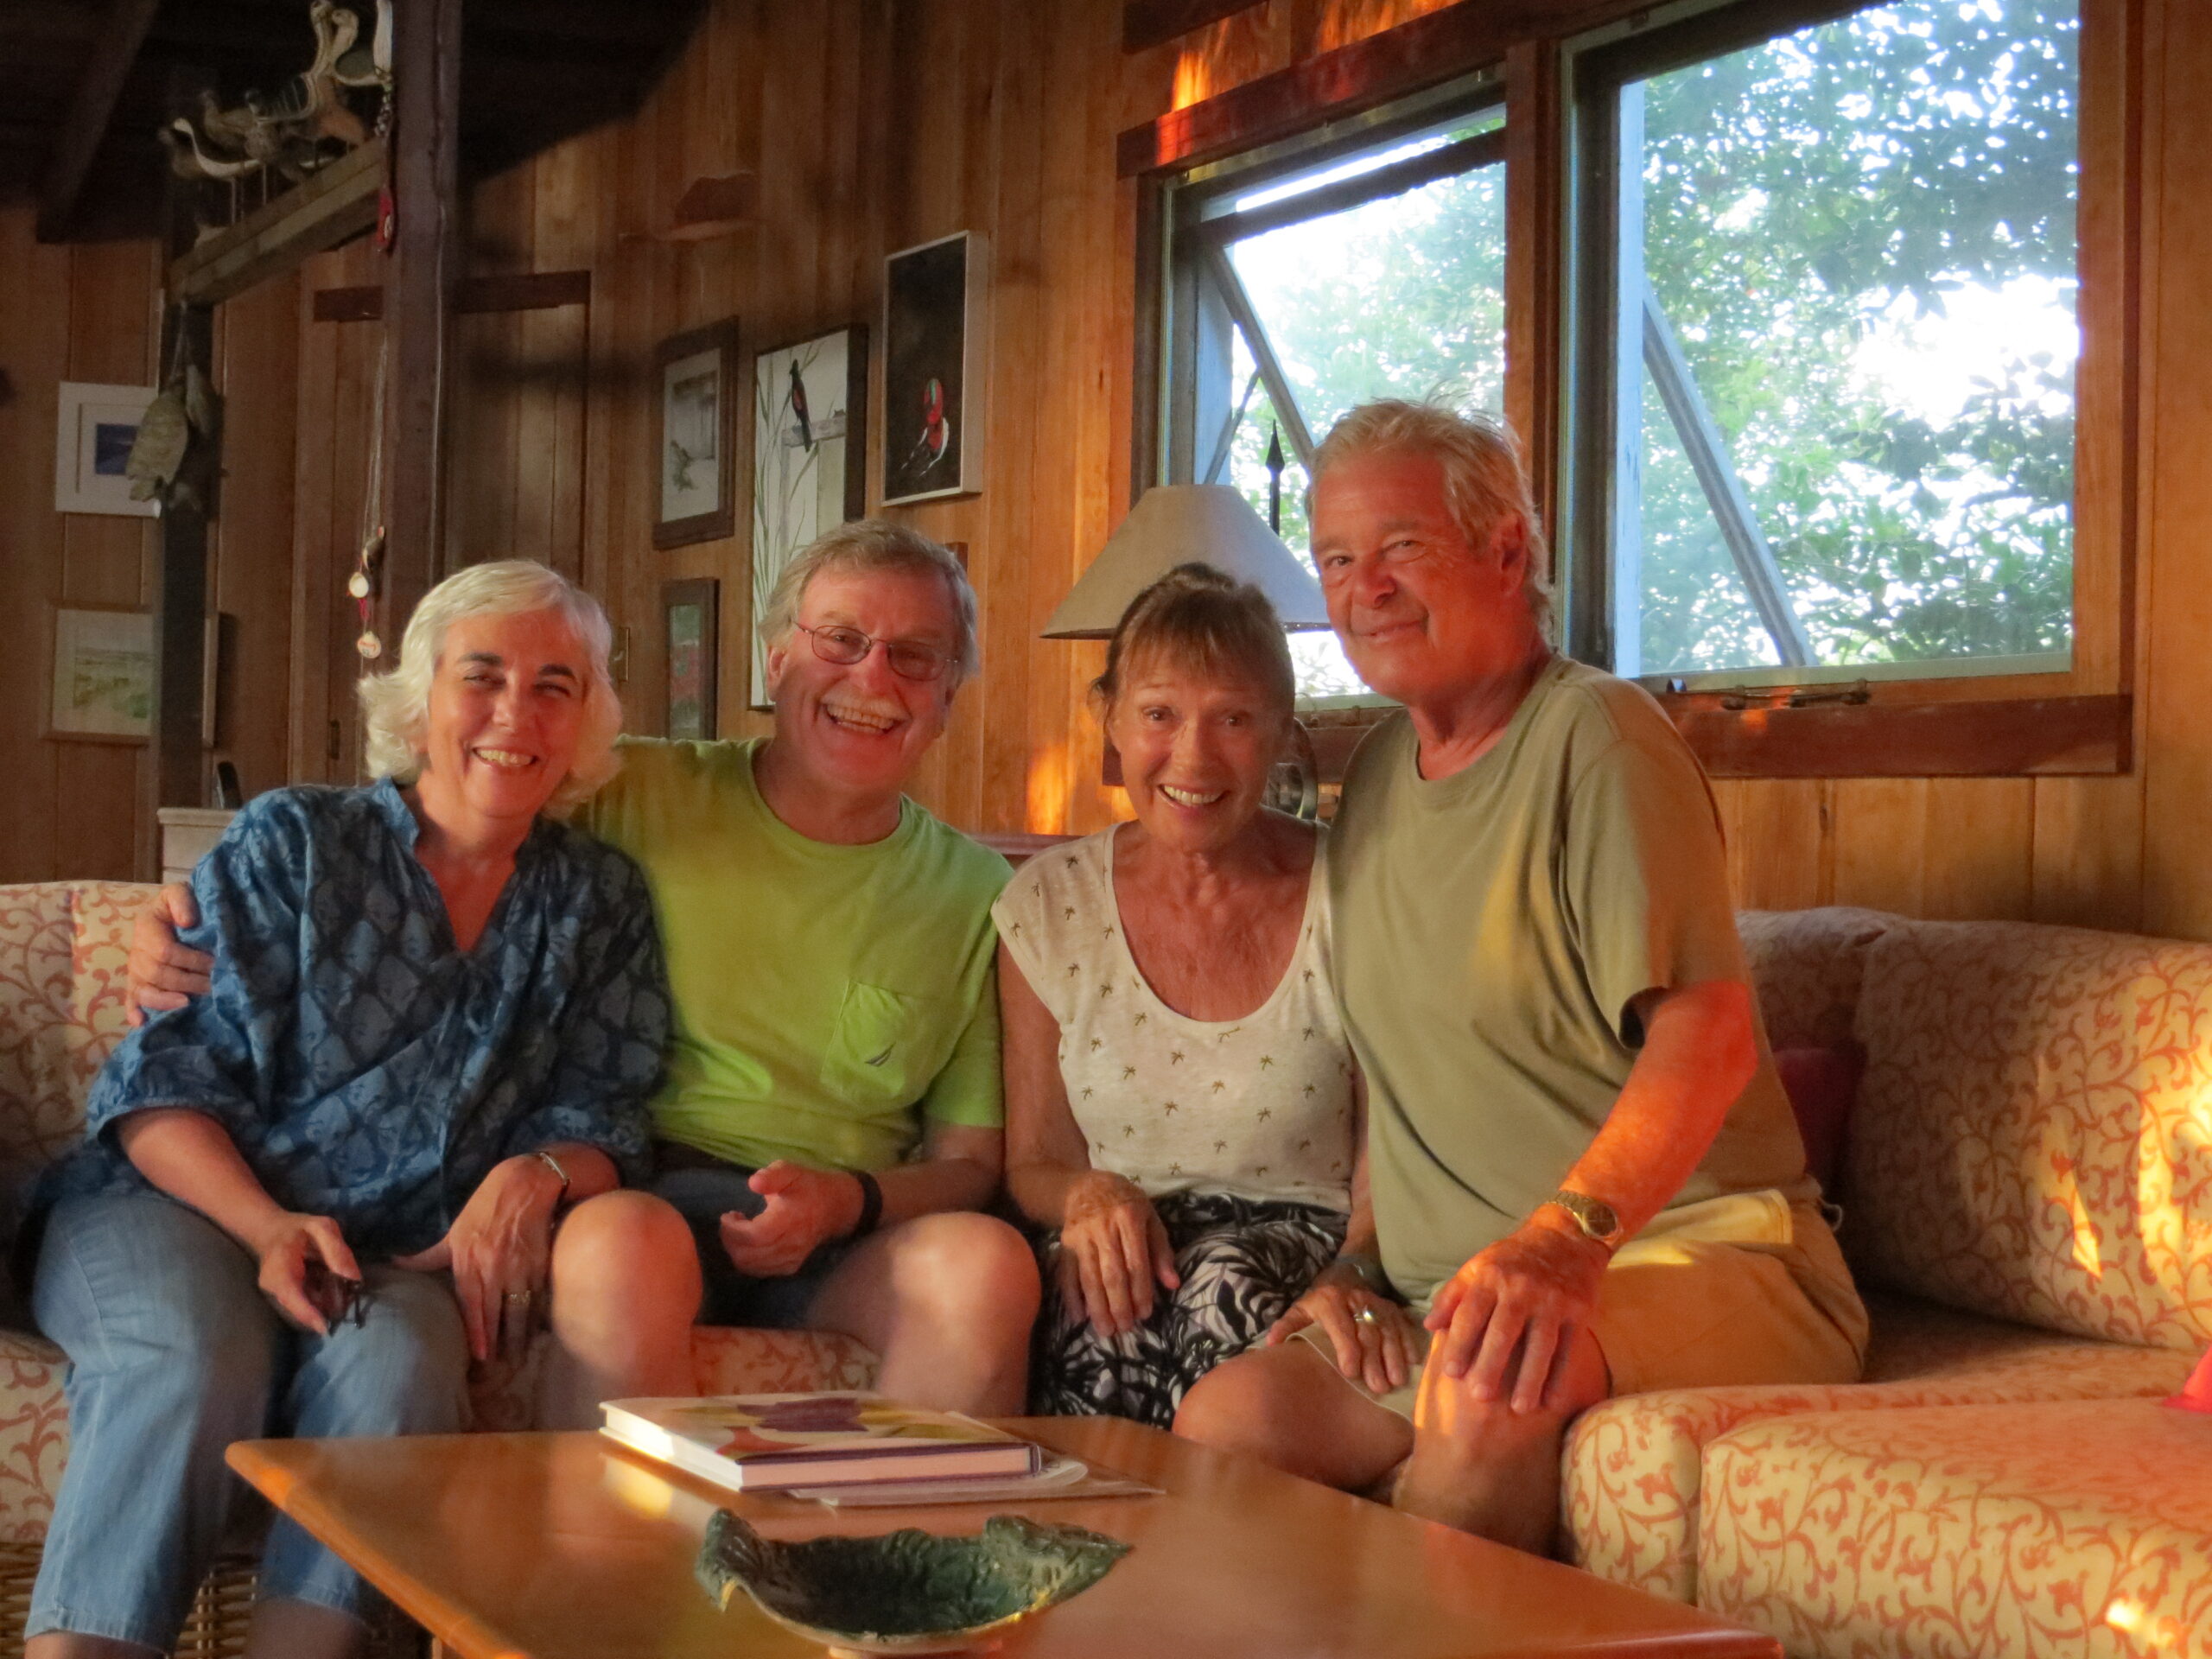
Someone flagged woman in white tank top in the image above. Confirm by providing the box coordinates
[996,565,1421,1427]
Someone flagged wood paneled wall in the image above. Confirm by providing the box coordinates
[11,0,2212,951]
[0,219,158,884]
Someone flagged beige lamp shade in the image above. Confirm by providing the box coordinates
[1041,484,1330,639]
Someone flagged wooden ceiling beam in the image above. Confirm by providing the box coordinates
[35,0,164,242]
[1124,0,1266,54]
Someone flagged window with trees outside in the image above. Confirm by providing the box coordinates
[1570,0,2081,689]
[1156,80,1507,702]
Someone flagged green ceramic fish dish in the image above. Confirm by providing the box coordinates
[695,1510,1130,1656]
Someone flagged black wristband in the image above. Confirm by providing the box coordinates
[851,1171,883,1238]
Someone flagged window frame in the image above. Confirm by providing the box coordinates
[1148,73,1509,711]
[1121,0,2138,778]
[1554,0,2133,772]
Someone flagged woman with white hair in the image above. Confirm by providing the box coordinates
[23,561,690,1659]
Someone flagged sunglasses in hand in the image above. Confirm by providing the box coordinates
[304,1260,372,1330]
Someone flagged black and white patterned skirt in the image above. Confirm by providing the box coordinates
[1029,1189,1346,1428]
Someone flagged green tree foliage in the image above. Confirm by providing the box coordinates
[1211,0,2076,690]
[1637,0,2078,671]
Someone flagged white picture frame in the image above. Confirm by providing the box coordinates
[54,382,159,518]
[751,325,868,709]
[48,605,154,742]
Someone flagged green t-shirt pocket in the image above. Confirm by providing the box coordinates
[823,980,944,1109]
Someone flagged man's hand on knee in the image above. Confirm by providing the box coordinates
[1426,1216,1610,1414]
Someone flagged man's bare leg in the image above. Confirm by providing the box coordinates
[1175,1342,1413,1494]
[1394,1325,1610,1554]
[537,1191,703,1428]
[806,1212,1039,1414]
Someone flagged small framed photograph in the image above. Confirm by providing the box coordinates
[882,232,987,505]
[753,325,867,709]
[54,382,160,518]
[663,578,720,741]
[653,319,741,550]
[48,605,154,742]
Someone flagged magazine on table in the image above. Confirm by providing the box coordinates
[600,1392,1044,1493]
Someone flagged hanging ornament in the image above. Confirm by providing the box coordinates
[353,525,385,660]
[1265,423,1286,534]
[352,332,391,670]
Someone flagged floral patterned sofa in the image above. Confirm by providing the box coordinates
[0,883,877,1574]
[1564,906,2212,1658]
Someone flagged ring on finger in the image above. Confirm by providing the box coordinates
[502,1289,534,1306]
[1353,1306,1380,1328]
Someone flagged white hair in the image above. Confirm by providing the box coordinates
[1308,399,1554,632]
[756,518,981,690]
[358,560,624,815]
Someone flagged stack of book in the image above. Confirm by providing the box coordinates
[600,1392,1046,1496]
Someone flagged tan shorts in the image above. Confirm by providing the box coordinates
[1297,1194,1868,1420]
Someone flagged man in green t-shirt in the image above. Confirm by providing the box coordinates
[1178,402,1866,1554]
[128,524,1038,1421]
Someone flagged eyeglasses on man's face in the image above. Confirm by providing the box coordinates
[794,622,955,683]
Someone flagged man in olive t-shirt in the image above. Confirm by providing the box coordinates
[1179,403,1866,1554]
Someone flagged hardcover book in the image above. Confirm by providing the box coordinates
[600,1392,1044,1493]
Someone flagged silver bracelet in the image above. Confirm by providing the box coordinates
[1332,1250,1391,1297]
[533,1148,572,1202]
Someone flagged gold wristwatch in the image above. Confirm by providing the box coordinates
[1543,1189,1624,1251]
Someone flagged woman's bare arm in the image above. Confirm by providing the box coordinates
[117,1107,360,1331]
[998,939,1096,1227]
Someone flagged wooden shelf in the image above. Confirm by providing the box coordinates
[167,139,385,306]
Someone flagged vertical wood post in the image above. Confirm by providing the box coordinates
[379,0,463,640]
[148,70,223,828]
[149,300,215,814]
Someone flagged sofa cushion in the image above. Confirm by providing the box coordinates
[1772,1043,1863,1192]
[1562,1295,2196,1605]
[0,1328,67,1544]
[1847,918,2212,1351]
[0,884,152,1225]
[1696,1399,2212,1658]
[1737,906,1897,1052]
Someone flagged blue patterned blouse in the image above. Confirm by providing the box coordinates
[45,779,670,1260]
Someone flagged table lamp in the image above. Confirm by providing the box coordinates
[1041,485,1329,639]
[1049,485,1331,817]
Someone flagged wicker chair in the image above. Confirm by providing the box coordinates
[0,1548,259,1656]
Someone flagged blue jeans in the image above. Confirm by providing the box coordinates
[27,1193,470,1649]
[649,1157,855,1329]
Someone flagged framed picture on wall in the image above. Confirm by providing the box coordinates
[54,382,160,518]
[663,578,720,741]
[882,232,987,505]
[47,605,153,742]
[653,319,741,549]
[752,325,868,709]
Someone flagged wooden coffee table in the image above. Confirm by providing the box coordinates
[227,1417,1777,1659]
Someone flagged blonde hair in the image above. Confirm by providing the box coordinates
[756,518,980,689]
[1092,563,1295,720]
[1308,399,1554,631]
[358,560,624,815]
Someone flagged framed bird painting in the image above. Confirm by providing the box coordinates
[882,232,988,505]
[653,318,741,550]
[750,325,868,708]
